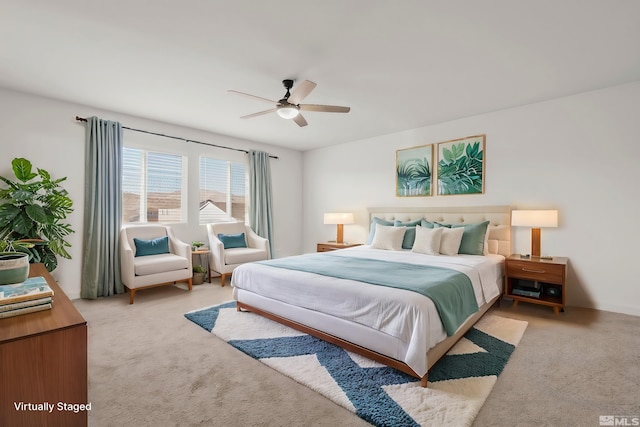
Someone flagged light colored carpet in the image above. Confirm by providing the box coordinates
[73,281,640,427]
[185,302,527,427]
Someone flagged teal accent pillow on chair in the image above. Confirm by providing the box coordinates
[218,232,247,249]
[133,236,170,257]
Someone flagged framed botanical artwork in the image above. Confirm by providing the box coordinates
[396,144,433,197]
[436,134,485,195]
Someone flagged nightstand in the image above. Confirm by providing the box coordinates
[317,242,362,252]
[504,255,568,314]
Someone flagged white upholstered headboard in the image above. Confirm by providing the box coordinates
[367,205,511,257]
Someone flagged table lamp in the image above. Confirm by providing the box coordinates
[511,210,558,258]
[323,213,354,244]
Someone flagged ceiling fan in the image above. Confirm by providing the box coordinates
[228,79,350,127]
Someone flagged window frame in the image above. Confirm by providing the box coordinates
[122,146,188,224]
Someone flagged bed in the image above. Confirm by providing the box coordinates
[231,206,511,387]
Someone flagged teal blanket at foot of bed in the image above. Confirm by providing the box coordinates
[257,253,479,335]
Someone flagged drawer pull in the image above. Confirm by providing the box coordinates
[522,267,545,274]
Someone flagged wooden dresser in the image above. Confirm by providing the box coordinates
[0,263,88,427]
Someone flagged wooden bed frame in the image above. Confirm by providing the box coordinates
[236,206,511,387]
[237,295,499,387]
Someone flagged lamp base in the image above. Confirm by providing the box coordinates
[336,224,344,244]
[531,228,541,257]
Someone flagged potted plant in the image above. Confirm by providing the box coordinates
[192,264,207,285]
[0,158,74,272]
[191,241,205,251]
[0,239,34,285]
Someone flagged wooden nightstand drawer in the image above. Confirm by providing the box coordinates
[317,243,362,252]
[506,260,565,284]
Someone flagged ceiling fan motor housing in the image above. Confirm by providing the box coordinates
[282,79,294,90]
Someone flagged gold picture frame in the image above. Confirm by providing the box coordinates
[396,144,433,197]
[436,134,485,196]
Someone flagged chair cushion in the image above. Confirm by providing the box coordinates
[134,253,189,276]
[218,232,247,249]
[133,236,170,257]
[224,248,268,265]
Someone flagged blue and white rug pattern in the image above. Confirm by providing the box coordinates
[185,302,527,427]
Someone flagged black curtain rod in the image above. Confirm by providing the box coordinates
[75,116,278,159]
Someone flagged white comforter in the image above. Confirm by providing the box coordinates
[231,245,503,376]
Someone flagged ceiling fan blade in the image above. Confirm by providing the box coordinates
[292,114,308,127]
[228,90,276,104]
[240,108,277,119]
[299,104,350,113]
[288,80,317,104]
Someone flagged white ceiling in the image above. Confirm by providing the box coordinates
[1,0,639,151]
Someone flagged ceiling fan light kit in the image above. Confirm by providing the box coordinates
[229,79,350,127]
[276,104,300,119]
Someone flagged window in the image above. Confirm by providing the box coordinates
[199,157,246,224]
[122,148,186,223]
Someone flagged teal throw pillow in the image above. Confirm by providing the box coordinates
[394,219,422,249]
[420,219,435,228]
[218,232,247,249]
[433,222,451,228]
[452,221,490,255]
[366,217,394,244]
[134,236,170,257]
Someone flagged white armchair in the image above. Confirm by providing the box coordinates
[207,222,270,286]
[120,225,193,304]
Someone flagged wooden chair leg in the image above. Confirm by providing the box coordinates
[221,273,226,287]
[129,289,135,305]
[187,277,193,291]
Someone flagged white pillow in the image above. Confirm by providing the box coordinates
[411,226,443,255]
[483,224,492,255]
[370,224,406,251]
[439,227,464,255]
[487,239,499,254]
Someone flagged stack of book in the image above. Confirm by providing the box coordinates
[0,276,54,319]
[512,280,542,298]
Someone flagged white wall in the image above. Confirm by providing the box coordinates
[0,88,303,299]
[303,81,640,316]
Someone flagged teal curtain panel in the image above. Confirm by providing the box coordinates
[248,150,274,255]
[81,116,124,299]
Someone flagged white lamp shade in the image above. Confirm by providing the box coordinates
[511,210,558,228]
[324,212,354,225]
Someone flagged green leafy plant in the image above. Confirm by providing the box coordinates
[193,265,207,274]
[437,142,483,195]
[397,156,431,196]
[0,239,35,257]
[0,158,74,271]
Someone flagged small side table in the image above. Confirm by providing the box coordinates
[504,254,568,314]
[192,249,211,283]
[317,242,362,252]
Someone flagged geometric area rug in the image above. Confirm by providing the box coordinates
[185,302,528,427]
